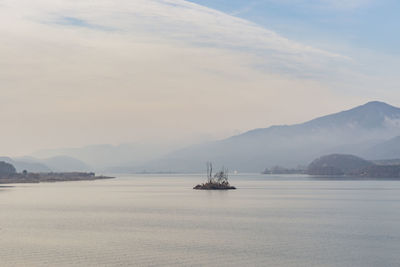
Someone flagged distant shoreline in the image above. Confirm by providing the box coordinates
[0,172,114,184]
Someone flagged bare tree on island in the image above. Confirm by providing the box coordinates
[193,162,236,190]
[206,162,213,183]
[214,166,229,183]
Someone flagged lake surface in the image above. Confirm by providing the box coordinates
[1,174,400,266]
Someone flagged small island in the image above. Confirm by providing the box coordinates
[0,161,114,184]
[193,163,236,190]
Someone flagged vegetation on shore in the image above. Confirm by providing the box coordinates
[260,154,400,179]
[0,161,113,184]
[193,163,236,190]
[306,154,400,178]
[262,165,306,175]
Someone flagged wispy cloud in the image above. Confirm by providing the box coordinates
[229,1,260,16]
[24,0,350,75]
[318,0,372,10]
[263,0,373,10]
[50,16,114,31]
[0,0,373,154]
[56,17,91,27]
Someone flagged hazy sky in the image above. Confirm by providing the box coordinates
[1,0,399,155]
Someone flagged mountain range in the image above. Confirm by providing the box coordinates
[0,156,89,173]
[9,101,400,173]
[134,101,400,172]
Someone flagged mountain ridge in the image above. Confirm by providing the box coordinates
[134,101,400,172]
[23,101,400,173]
[236,101,400,138]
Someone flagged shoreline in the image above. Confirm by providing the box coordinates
[0,172,114,184]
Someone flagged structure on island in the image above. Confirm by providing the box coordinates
[193,162,236,190]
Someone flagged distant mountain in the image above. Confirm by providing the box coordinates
[0,156,90,172]
[0,156,51,172]
[363,135,400,160]
[297,100,400,130]
[136,101,400,172]
[41,156,90,172]
[31,143,177,171]
[26,101,400,173]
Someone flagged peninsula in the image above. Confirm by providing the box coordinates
[307,154,400,178]
[0,161,113,184]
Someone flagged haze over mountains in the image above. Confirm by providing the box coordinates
[3,101,400,173]
[0,156,89,173]
[136,101,400,172]
[30,143,178,172]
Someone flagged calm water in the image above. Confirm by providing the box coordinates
[1,174,400,266]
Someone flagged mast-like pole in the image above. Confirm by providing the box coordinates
[210,163,212,182]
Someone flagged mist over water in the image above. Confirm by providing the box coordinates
[1,174,400,266]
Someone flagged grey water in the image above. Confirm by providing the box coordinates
[1,174,400,266]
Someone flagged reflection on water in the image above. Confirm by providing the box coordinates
[1,174,400,266]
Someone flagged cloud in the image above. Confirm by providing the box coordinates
[318,0,372,10]
[229,1,261,16]
[52,16,114,31]
[0,0,361,155]
[55,17,91,27]
[4,0,348,70]
[264,0,373,10]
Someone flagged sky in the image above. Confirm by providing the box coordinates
[0,0,399,156]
